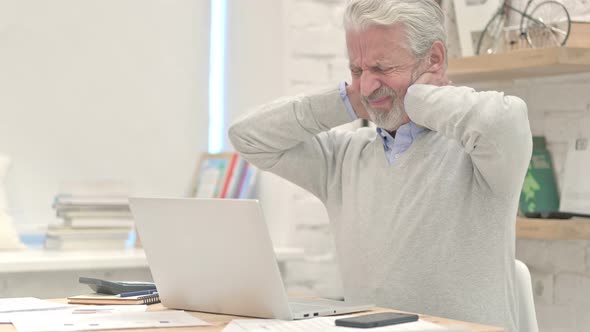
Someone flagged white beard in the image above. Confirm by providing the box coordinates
[361,87,407,131]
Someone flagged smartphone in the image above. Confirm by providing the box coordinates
[334,312,419,328]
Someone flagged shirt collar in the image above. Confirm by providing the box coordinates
[376,121,426,154]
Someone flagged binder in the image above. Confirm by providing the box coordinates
[67,293,160,305]
[519,136,559,213]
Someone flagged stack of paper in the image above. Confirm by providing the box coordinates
[0,298,74,323]
[10,310,210,332]
[0,298,72,314]
[3,304,147,323]
[223,316,466,332]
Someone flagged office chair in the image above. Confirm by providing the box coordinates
[515,259,539,332]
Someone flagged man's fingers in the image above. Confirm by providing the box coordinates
[440,73,450,86]
[414,71,435,85]
[414,70,449,87]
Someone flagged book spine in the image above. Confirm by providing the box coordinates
[212,159,229,198]
[228,158,247,199]
[219,153,239,198]
[238,166,258,199]
[235,163,250,199]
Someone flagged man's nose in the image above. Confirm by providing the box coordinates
[360,71,381,98]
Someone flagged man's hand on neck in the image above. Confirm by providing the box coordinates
[413,69,450,87]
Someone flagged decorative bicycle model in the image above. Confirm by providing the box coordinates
[476,0,571,55]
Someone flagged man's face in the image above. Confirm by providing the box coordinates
[346,24,421,131]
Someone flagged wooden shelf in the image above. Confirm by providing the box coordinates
[448,47,590,83]
[516,217,590,240]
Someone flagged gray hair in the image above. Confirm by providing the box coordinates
[343,0,447,59]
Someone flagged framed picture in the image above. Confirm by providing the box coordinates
[189,152,235,198]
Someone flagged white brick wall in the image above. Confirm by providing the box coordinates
[531,272,554,305]
[279,0,349,299]
[516,240,588,273]
[283,0,348,96]
[277,0,590,330]
[286,58,331,84]
[516,239,590,331]
[555,273,590,306]
[536,303,577,332]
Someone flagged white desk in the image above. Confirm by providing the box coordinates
[0,247,303,298]
[0,247,303,273]
[0,249,148,273]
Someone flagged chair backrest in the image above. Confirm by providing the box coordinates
[515,259,539,332]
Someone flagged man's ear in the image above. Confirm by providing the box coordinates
[426,40,446,74]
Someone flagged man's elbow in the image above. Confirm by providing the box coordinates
[503,95,533,163]
[227,121,246,153]
[505,96,530,138]
[506,95,527,116]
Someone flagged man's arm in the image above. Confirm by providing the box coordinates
[228,88,353,201]
[404,84,533,195]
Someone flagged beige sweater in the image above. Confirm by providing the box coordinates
[229,84,532,332]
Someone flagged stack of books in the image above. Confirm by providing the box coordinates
[45,194,133,250]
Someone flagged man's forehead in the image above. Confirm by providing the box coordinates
[345,24,412,63]
[347,38,412,66]
[348,54,397,67]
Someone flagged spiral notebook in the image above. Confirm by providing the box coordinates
[67,293,160,305]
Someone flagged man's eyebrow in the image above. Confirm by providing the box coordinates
[349,61,400,71]
[375,60,395,67]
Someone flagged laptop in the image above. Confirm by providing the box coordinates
[129,197,374,320]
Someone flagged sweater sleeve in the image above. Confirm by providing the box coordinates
[404,84,533,195]
[228,88,353,201]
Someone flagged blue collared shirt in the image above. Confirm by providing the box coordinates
[339,82,425,165]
